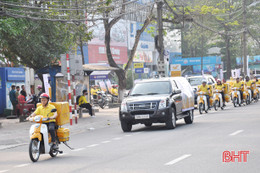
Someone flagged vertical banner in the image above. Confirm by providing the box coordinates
[43,74,49,96]
[220,69,223,81]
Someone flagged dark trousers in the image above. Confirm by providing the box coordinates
[221,92,225,103]
[11,101,17,114]
[45,122,56,143]
[206,95,210,107]
[80,103,93,116]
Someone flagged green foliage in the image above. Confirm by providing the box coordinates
[0,18,72,69]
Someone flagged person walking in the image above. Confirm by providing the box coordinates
[9,85,17,114]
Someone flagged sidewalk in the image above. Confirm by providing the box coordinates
[0,107,120,150]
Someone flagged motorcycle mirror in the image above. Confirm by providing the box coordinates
[51,109,57,112]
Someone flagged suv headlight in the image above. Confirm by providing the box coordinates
[121,101,127,112]
[158,99,167,109]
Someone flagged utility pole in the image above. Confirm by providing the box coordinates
[242,0,247,77]
[201,16,204,75]
[156,1,165,77]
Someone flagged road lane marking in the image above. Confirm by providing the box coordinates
[73,148,85,152]
[87,144,99,148]
[112,137,122,140]
[125,135,132,137]
[165,154,191,166]
[229,130,244,136]
[101,141,111,144]
[0,170,9,173]
[14,163,30,168]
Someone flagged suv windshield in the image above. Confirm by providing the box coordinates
[130,81,172,96]
[187,77,205,86]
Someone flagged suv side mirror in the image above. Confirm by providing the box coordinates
[171,89,181,96]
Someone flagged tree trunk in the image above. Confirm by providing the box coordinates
[79,36,85,65]
[115,69,126,102]
[37,73,45,92]
[226,35,231,79]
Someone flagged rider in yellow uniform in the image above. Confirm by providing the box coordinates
[28,93,58,149]
[245,76,253,96]
[91,86,99,99]
[111,85,118,96]
[198,80,210,108]
[233,77,244,97]
[215,79,226,106]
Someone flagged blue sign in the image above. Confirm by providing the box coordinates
[90,75,108,80]
[236,55,260,65]
[193,64,216,73]
[6,68,25,81]
[171,56,221,66]
[135,68,144,73]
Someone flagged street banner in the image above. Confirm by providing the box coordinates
[43,74,50,96]
[135,68,144,73]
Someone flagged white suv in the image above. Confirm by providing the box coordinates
[186,75,216,104]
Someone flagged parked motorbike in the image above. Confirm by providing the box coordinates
[28,109,72,162]
[213,89,224,111]
[197,91,209,114]
[96,91,109,109]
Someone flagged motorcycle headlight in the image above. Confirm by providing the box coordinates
[121,101,127,112]
[158,99,167,109]
[34,116,41,122]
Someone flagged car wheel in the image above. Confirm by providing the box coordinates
[120,121,132,132]
[165,107,176,129]
[144,123,152,127]
[184,110,194,124]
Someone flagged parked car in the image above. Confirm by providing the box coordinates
[119,77,195,132]
[186,75,216,104]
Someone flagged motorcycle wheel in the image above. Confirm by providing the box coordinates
[49,148,58,157]
[199,103,203,114]
[29,139,40,162]
[214,100,218,111]
[246,95,250,105]
[233,98,237,107]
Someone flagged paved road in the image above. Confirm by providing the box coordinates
[0,102,259,173]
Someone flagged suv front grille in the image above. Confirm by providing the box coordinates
[128,102,157,110]
[131,110,155,115]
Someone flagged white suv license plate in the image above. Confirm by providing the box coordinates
[135,114,150,119]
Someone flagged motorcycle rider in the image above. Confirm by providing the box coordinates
[245,76,253,98]
[27,93,58,149]
[111,85,118,97]
[233,77,244,99]
[198,79,210,109]
[79,90,93,117]
[91,85,99,100]
[215,79,226,106]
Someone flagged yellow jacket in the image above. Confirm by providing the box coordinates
[198,85,210,95]
[78,96,88,106]
[215,84,225,91]
[34,104,56,123]
[91,88,98,96]
[233,81,243,89]
[111,88,118,96]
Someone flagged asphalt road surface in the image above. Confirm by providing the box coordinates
[0,102,259,173]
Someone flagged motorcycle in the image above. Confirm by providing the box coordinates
[96,91,109,109]
[252,83,259,102]
[28,109,72,162]
[213,89,224,111]
[243,87,251,105]
[231,87,242,107]
[197,91,209,114]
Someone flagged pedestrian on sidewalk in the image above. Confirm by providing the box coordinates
[15,86,20,102]
[78,90,94,117]
[20,85,27,98]
[9,85,17,114]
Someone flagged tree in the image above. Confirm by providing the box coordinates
[102,0,155,101]
[0,17,72,82]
